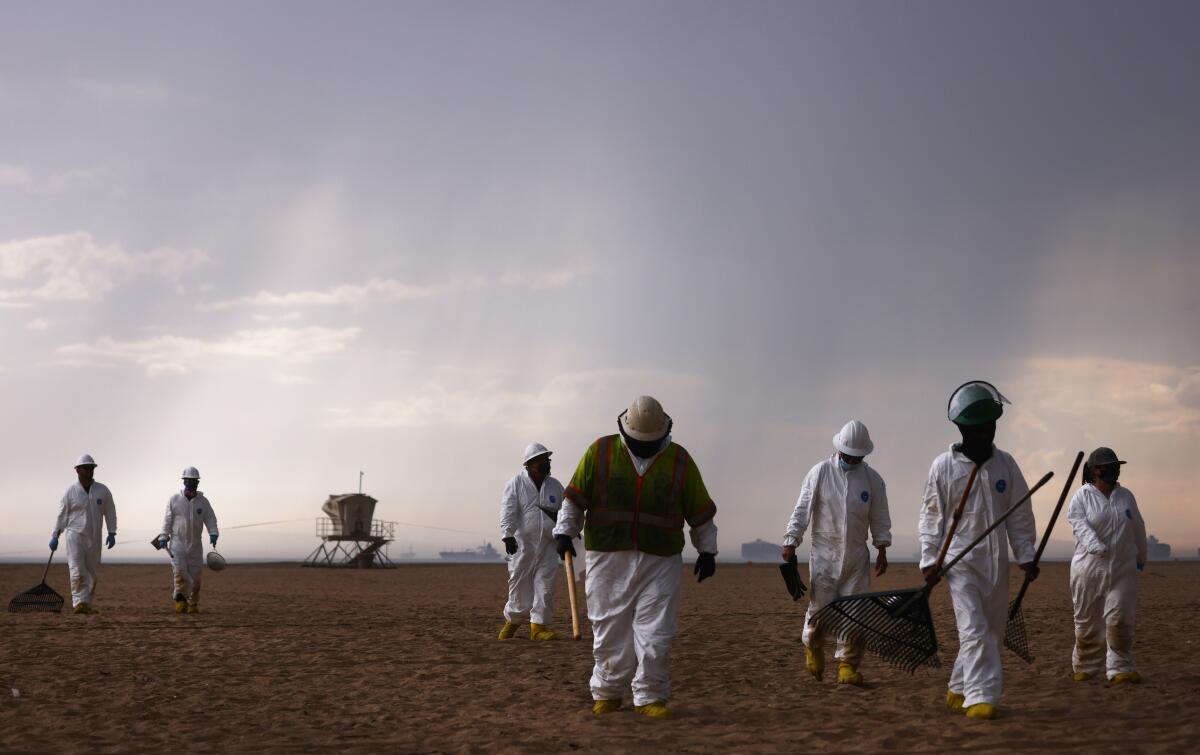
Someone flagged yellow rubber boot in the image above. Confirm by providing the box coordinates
[965,703,997,720]
[1072,671,1092,682]
[634,702,672,720]
[530,623,557,641]
[1109,672,1142,686]
[836,662,864,686]
[73,603,99,615]
[592,699,621,715]
[805,647,825,680]
[187,604,200,614]
[174,600,187,614]
[946,691,966,710]
[497,621,519,640]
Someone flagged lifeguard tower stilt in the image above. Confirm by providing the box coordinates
[301,493,397,568]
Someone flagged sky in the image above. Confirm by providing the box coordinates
[1,1,1198,562]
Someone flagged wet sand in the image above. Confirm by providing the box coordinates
[1,561,1197,753]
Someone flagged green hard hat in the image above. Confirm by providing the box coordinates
[947,380,1009,425]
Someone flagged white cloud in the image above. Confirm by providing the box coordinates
[253,311,303,323]
[203,271,581,311]
[274,374,313,385]
[26,318,49,331]
[0,232,209,306]
[72,77,169,105]
[0,163,31,187]
[329,369,703,429]
[54,326,361,377]
[1010,356,1200,436]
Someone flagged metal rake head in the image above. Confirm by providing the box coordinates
[1004,601,1033,663]
[8,581,65,613]
[811,587,941,674]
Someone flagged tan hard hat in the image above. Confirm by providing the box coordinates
[620,396,671,441]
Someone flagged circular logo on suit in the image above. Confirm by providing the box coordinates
[550,495,557,503]
[1125,509,1133,519]
[96,499,103,506]
[196,508,203,515]
[995,479,1007,493]
[860,490,869,503]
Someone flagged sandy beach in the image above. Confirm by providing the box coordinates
[1,561,1197,753]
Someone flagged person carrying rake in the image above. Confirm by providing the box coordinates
[918,381,1039,720]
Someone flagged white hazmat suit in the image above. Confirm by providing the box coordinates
[784,455,891,666]
[1068,483,1146,679]
[160,492,219,607]
[499,469,564,625]
[918,445,1036,708]
[53,481,116,608]
[554,438,718,707]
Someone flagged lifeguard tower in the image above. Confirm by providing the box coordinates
[301,492,397,568]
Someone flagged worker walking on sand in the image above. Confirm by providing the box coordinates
[554,396,718,720]
[498,443,565,640]
[49,454,117,615]
[782,420,891,686]
[156,467,219,614]
[1068,447,1147,686]
[919,381,1039,720]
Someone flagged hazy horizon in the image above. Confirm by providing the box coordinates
[3,2,1198,563]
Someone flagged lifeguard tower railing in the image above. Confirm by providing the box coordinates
[301,518,398,568]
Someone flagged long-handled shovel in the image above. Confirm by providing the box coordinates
[1004,450,1084,662]
[8,550,64,613]
[812,468,1055,673]
[563,551,582,640]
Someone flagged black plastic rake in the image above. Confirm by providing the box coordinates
[812,468,1055,673]
[1004,450,1083,663]
[7,550,64,613]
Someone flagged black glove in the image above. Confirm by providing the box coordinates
[694,552,716,582]
[555,534,576,560]
[503,537,518,555]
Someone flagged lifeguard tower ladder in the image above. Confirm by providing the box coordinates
[301,493,397,568]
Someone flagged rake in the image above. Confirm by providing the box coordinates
[1004,450,1083,663]
[812,467,1054,673]
[7,550,64,613]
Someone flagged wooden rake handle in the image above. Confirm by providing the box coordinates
[564,551,582,640]
[1010,451,1084,613]
[932,464,980,577]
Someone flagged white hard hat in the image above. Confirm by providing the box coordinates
[206,550,227,571]
[832,420,874,457]
[181,466,201,480]
[75,454,98,468]
[620,396,671,441]
[523,443,552,464]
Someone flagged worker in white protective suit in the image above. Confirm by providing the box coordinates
[918,381,1038,721]
[497,442,566,641]
[782,420,891,686]
[554,396,718,720]
[156,467,219,614]
[1068,447,1147,686]
[49,454,117,615]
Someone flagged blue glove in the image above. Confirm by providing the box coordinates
[210,534,219,547]
[157,536,170,550]
[106,532,116,549]
[49,536,59,552]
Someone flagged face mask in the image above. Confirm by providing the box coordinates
[838,458,858,472]
[183,480,199,498]
[623,433,664,459]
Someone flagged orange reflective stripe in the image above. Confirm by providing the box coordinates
[685,501,717,528]
[595,435,613,511]
[667,446,688,512]
[565,485,590,509]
